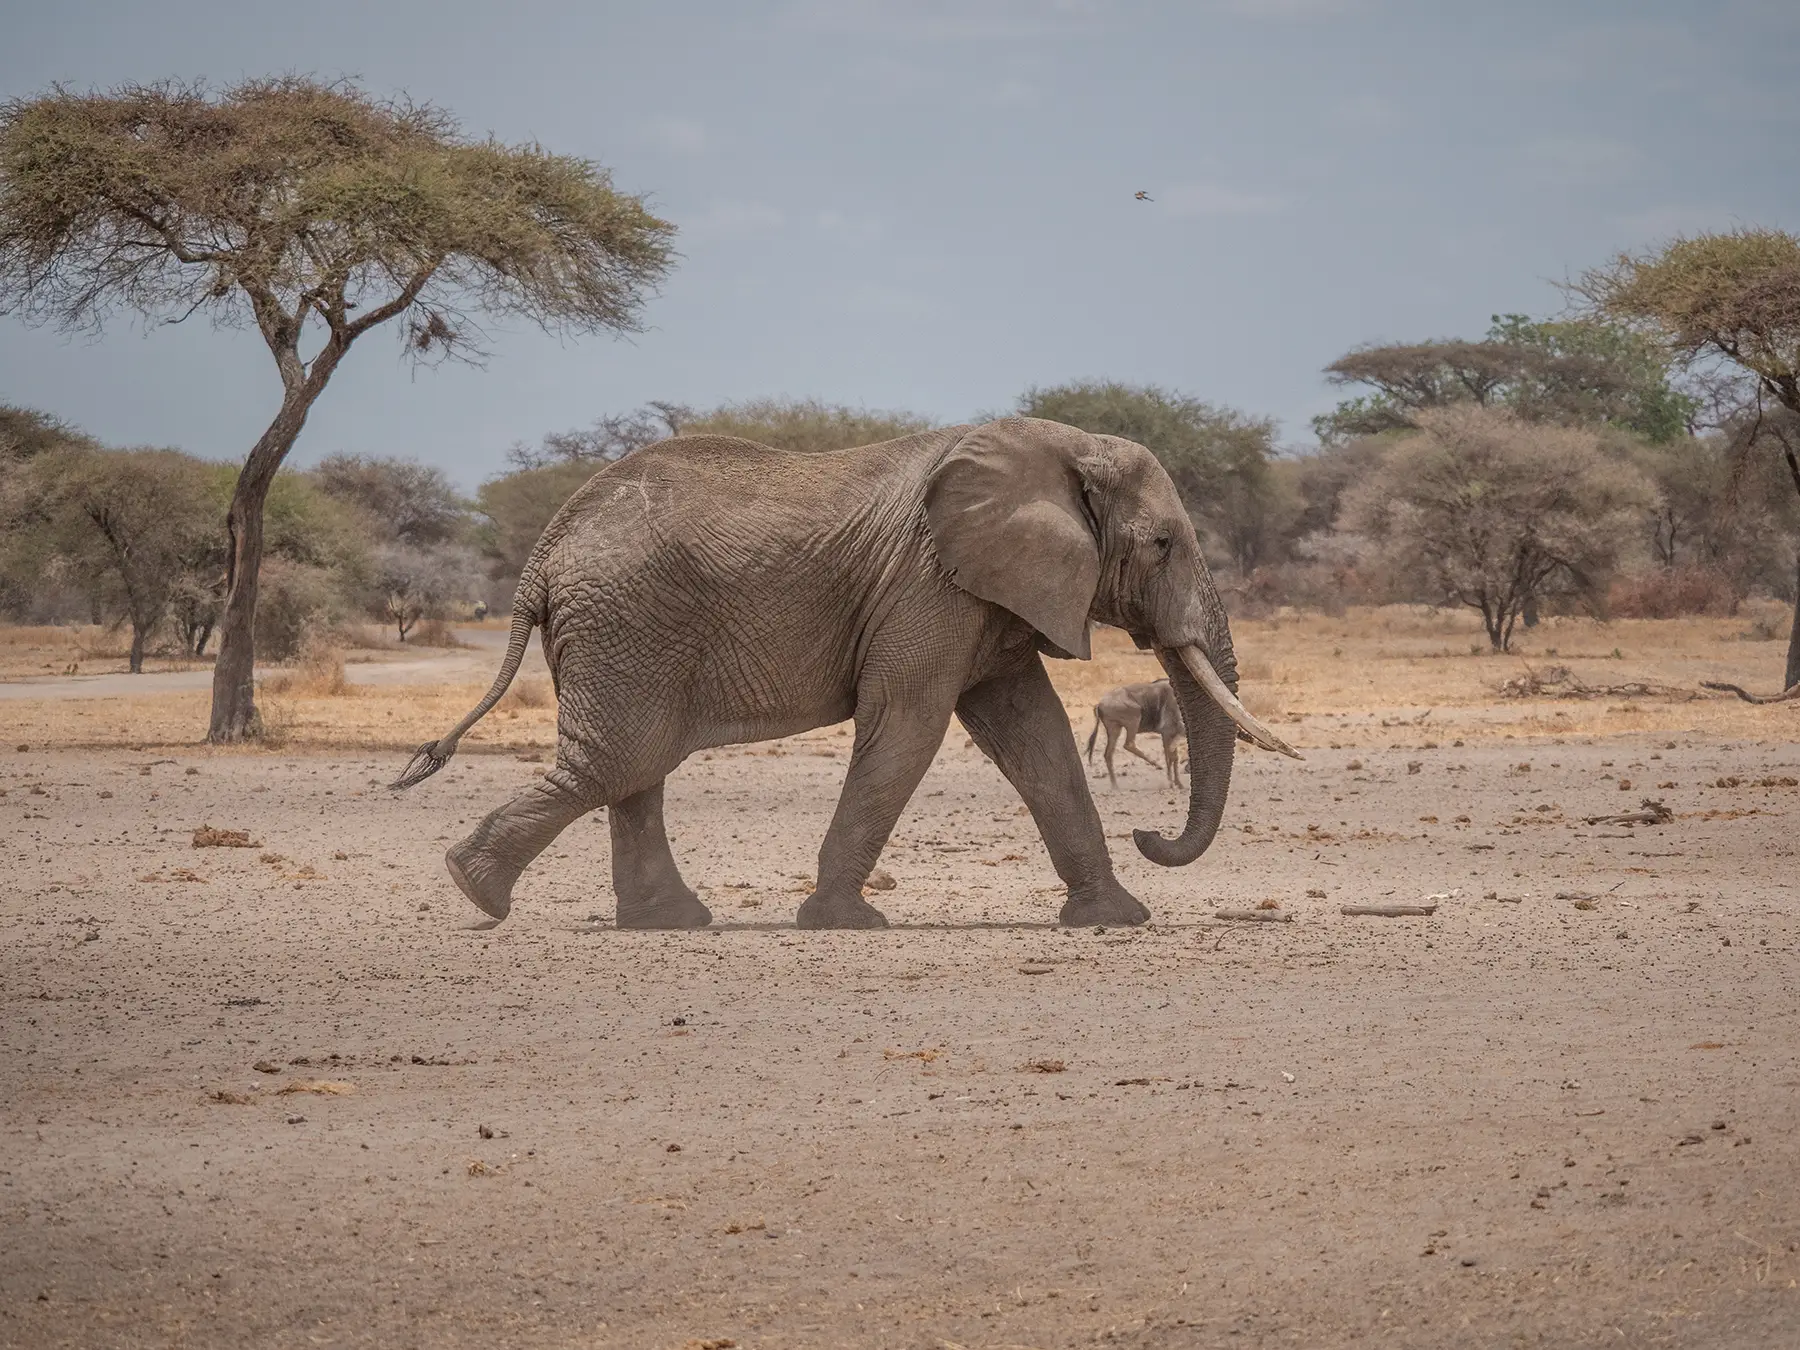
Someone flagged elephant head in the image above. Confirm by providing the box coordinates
[926,417,1298,867]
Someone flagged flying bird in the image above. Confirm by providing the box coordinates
[1134,190,1153,201]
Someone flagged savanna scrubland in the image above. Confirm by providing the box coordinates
[4,79,1800,1350]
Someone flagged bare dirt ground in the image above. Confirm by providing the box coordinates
[3,611,1799,1348]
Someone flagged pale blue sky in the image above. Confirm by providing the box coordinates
[3,0,1796,486]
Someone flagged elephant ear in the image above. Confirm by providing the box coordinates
[925,419,1100,660]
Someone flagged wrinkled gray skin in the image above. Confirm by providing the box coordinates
[395,418,1247,930]
[1087,680,1185,790]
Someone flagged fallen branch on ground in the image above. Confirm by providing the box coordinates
[1700,679,1800,704]
[1583,798,1674,826]
[1499,664,1699,701]
[1340,904,1438,917]
[1213,909,1293,923]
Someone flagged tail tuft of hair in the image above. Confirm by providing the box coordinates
[390,740,451,790]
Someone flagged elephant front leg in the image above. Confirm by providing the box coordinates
[610,780,712,930]
[799,697,957,930]
[957,659,1150,928]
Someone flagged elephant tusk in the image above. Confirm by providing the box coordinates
[1177,645,1303,760]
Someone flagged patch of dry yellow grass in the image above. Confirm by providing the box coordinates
[1049,604,1797,748]
[2,605,1793,754]
[0,680,557,755]
[0,624,208,678]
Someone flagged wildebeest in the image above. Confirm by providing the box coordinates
[1086,679,1184,789]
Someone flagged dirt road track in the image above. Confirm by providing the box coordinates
[3,738,1798,1348]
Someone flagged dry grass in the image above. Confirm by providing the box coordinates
[408,618,466,649]
[262,639,348,697]
[1048,603,1799,749]
[498,676,553,711]
[2,605,1795,754]
[0,624,206,678]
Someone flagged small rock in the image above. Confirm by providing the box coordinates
[671,1016,687,1026]
[666,1143,682,1153]
[252,1060,281,1075]
[865,868,896,891]
[478,1124,494,1139]
[285,1114,306,1125]
[1459,1256,1476,1268]
[1281,1071,1296,1083]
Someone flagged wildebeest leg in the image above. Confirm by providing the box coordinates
[1121,729,1161,770]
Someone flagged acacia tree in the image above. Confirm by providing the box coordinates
[1315,316,1693,445]
[1578,229,1800,697]
[2,445,221,671]
[0,78,675,739]
[1341,406,1655,650]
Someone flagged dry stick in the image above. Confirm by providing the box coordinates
[1340,903,1438,918]
[1213,909,1293,923]
[1584,798,1674,827]
[1700,679,1800,705]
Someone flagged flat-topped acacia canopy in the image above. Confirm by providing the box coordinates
[0,76,677,740]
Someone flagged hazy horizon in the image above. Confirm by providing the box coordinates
[3,0,1797,488]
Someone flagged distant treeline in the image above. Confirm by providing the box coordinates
[4,312,1798,669]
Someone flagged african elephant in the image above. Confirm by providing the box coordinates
[1087,679,1184,790]
[392,417,1298,929]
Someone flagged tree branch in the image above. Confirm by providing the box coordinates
[344,261,441,341]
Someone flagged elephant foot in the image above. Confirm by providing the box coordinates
[445,840,516,921]
[795,890,890,930]
[617,889,713,931]
[1059,880,1150,928]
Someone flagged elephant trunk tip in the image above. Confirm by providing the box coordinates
[1132,826,1201,867]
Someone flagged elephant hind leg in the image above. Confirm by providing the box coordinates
[1102,722,1121,787]
[446,768,598,920]
[611,780,711,930]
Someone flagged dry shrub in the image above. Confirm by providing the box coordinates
[1608,566,1739,619]
[254,559,338,662]
[500,676,553,711]
[1227,560,1382,618]
[263,635,348,697]
[408,617,465,648]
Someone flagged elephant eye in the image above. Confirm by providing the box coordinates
[1153,533,1172,555]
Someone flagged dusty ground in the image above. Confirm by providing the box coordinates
[3,611,1799,1348]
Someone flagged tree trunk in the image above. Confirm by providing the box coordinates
[128,624,145,675]
[1522,595,1539,628]
[207,391,323,742]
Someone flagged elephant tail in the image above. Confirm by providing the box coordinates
[390,571,545,790]
[1085,708,1100,762]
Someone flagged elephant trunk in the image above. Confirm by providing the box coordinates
[1132,643,1301,868]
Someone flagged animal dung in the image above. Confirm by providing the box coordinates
[192,824,260,848]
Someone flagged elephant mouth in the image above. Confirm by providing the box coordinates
[1175,645,1301,759]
